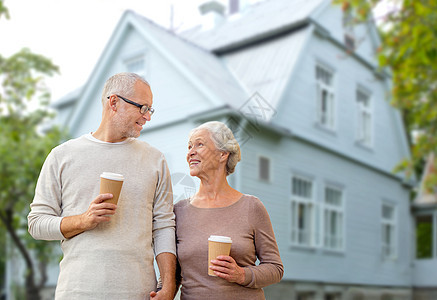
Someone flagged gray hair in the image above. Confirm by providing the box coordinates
[189,121,241,176]
[101,72,150,104]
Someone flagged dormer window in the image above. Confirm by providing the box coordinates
[356,89,372,147]
[316,64,335,131]
[344,34,355,51]
[343,10,356,51]
[125,55,147,79]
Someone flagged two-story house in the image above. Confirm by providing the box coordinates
[8,0,427,299]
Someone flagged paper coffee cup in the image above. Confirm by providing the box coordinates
[100,172,124,205]
[208,235,232,276]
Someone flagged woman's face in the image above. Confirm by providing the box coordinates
[186,129,223,178]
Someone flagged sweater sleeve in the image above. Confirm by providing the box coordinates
[27,149,65,241]
[242,197,284,288]
[152,154,176,256]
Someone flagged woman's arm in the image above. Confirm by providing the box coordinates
[209,197,284,288]
[241,197,284,288]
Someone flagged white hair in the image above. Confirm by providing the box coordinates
[189,121,241,176]
[101,72,150,104]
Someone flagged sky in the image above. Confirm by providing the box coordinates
[0,0,205,101]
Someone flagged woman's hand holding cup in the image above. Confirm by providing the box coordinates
[209,255,246,285]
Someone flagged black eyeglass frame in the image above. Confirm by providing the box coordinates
[107,94,155,116]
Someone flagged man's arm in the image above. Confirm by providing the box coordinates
[150,156,177,299]
[150,252,176,300]
[60,193,117,239]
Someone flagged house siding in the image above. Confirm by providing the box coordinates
[275,33,407,177]
[316,1,379,65]
[70,27,216,137]
[236,127,412,286]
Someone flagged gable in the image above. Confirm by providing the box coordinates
[66,11,247,137]
[271,26,410,177]
[313,1,381,66]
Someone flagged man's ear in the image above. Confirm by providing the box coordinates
[108,95,117,111]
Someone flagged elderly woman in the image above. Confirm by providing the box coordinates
[174,121,284,299]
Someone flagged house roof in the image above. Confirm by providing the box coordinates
[180,0,326,52]
[222,25,311,115]
[67,9,249,130]
[52,86,83,109]
[65,0,383,130]
[69,0,325,128]
[131,12,249,109]
[132,0,320,121]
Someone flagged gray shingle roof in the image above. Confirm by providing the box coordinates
[180,0,325,52]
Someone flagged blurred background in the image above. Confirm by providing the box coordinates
[1,0,436,299]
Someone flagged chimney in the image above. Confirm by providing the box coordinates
[199,0,226,30]
[229,0,261,15]
[229,0,239,14]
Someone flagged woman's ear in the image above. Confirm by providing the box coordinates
[220,152,230,162]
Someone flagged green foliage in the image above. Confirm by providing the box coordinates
[416,216,433,259]
[0,48,67,296]
[0,3,68,298]
[0,0,9,20]
[335,0,437,182]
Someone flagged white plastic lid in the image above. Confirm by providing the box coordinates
[100,172,124,181]
[208,235,232,243]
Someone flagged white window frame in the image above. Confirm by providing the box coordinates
[290,175,317,247]
[356,88,373,147]
[323,185,345,251]
[316,64,336,131]
[124,50,148,79]
[381,202,397,259]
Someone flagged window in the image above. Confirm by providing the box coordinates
[125,55,146,78]
[316,64,335,130]
[381,203,397,258]
[259,156,270,181]
[323,186,344,250]
[416,215,433,259]
[325,293,341,300]
[351,293,364,300]
[291,176,315,246]
[356,89,372,146]
[343,9,355,50]
[297,292,315,300]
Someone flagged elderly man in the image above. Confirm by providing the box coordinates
[28,72,176,299]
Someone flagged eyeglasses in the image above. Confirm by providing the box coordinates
[108,94,155,116]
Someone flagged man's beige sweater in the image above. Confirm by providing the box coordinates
[28,134,175,299]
